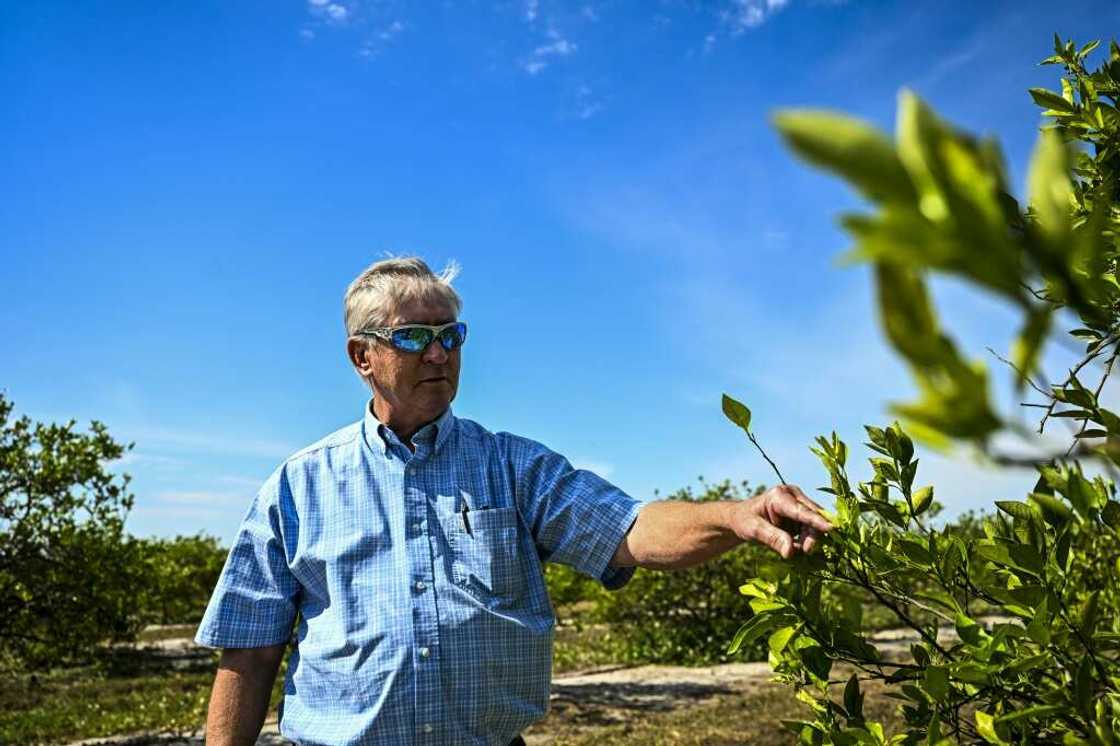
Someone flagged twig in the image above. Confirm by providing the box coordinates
[1066,345,1120,457]
[746,431,787,486]
[986,346,1051,398]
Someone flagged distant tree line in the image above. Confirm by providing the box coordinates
[0,393,227,670]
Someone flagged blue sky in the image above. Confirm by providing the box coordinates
[2,0,1117,544]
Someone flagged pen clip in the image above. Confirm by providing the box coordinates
[460,502,472,536]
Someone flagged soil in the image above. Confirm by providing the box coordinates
[68,620,989,745]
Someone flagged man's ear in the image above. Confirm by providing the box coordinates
[347,337,373,376]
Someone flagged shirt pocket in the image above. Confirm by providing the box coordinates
[441,506,525,606]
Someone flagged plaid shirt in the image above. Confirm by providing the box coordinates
[195,401,642,745]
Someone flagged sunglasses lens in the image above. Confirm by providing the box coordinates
[391,327,434,352]
[438,323,467,351]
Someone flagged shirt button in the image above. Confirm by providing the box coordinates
[412,522,423,534]
[422,724,433,734]
[419,646,430,659]
[414,580,426,592]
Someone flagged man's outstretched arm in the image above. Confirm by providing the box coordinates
[611,484,832,570]
[205,644,286,746]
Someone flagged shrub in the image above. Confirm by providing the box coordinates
[721,36,1120,744]
[0,394,147,670]
[135,534,227,626]
[588,479,779,666]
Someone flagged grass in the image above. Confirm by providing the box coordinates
[1,647,288,745]
[0,664,213,744]
[3,608,911,745]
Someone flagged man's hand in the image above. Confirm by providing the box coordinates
[610,485,832,570]
[731,484,832,559]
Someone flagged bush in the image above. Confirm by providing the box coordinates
[135,534,227,626]
[722,36,1120,744]
[584,479,778,666]
[0,394,147,670]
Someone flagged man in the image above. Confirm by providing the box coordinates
[197,257,831,746]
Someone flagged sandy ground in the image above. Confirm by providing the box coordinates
[67,619,991,745]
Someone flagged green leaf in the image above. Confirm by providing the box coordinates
[721,394,752,433]
[844,673,864,721]
[1027,130,1074,241]
[995,500,1037,522]
[951,662,990,684]
[1101,501,1120,529]
[1026,597,1050,645]
[1075,655,1093,718]
[1079,591,1101,638]
[727,612,788,655]
[923,666,950,701]
[912,486,934,516]
[1077,39,1100,59]
[896,537,934,566]
[799,644,832,681]
[956,613,984,647]
[995,705,1066,724]
[773,110,917,205]
[769,625,799,654]
[1029,87,1077,113]
[975,711,1008,745]
[1028,492,1074,526]
[1055,528,1073,572]
[738,581,770,599]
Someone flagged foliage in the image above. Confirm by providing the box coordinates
[0,392,148,670]
[135,533,227,626]
[772,37,1119,456]
[587,479,781,665]
[0,649,290,744]
[720,37,1120,744]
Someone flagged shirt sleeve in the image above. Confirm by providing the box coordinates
[195,466,301,648]
[502,434,643,590]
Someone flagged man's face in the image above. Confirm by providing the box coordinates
[353,297,461,428]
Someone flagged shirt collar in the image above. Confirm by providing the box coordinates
[363,398,456,456]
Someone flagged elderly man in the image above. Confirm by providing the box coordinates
[197,257,830,746]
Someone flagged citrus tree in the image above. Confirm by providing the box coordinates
[723,37,1120,745]
[0,393,146,669]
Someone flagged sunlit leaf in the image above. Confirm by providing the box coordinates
[773,110,917,205]
[721,393,752,433]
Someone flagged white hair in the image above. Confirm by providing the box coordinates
[343,256,463,340]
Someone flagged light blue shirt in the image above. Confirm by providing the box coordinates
[195,401,643,745]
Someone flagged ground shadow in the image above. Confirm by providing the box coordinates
[547,680,736,728]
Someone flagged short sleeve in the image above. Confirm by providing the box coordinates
[503,435,643,590]
[195,467,301,648]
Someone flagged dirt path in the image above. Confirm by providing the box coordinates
[71,620,991,745]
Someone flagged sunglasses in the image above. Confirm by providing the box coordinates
[358,321,468,353]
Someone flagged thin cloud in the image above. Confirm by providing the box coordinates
[722,0,791,33]
[573,84,603,120]
[521,30,578,75]
[117,424,299,460]
[109,452,187,470]
[152,490,247,506]
[307,0,352,24]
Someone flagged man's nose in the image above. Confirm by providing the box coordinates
[421,340,448,364]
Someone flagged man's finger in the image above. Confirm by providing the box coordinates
[751,520,795,559]
[773,492,832,533]
[778,483,827,514]
[799,526,822,554]
[788,485,826,512]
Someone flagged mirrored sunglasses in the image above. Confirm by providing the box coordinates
[359,321,468,353]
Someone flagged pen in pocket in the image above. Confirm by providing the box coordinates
[460,501,472,536]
